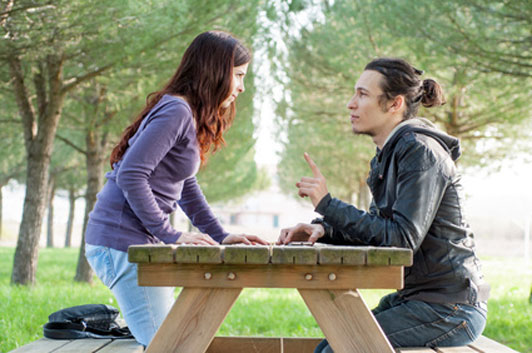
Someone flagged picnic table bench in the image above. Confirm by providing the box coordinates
[8,244,520,353]
[8,335,519,353]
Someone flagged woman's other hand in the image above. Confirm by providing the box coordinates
[222,233,270,245]
[176,232,218,245]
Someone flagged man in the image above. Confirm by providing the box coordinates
[278,58,489,350]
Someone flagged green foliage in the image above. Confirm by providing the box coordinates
[479,257,532,352]
[383,0,532,78]
[376,0,532,169]
[0,247,530,352]
[0,87,25,184]
[1,0,267,204]
[274,0,532,202]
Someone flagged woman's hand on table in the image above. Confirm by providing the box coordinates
[277,223,325,245]
[222,233,270,245]
[176,232,218,245]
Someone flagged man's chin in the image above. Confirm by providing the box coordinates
[352,127,366,135]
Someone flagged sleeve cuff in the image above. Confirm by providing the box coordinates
[311,217,334,241]
[315,193,332,214]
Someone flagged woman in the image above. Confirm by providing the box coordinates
[85,31,267,347]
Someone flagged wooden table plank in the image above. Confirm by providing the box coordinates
[175,245,223,264]
[128,244,176,263]
[367,247,413,266]
[271,245,318,265]
[299,289,394,353]
[137,263,404,289]
[145,287,241,353]
[223,245,270,264]
[396,349,437,352]
[318,246,367,265]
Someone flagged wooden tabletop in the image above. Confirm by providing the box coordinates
[128,243,412,266]
[128,244,412,290]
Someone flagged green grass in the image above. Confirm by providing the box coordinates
[0,247,530,352]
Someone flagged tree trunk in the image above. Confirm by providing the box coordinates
[46,175,56,248]
[12,152,53,285]
[65,188,76,248]
[74,129,105,282]
[10,54,66,285]
[0,185,3,239]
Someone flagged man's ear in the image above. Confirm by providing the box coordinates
[389,95,405,113]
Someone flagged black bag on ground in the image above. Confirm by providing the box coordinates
[43,304,133,339]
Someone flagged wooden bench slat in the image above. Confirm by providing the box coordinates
[9,335,518,353]
[97,339,144,353]
[53,338,113,352]
[8,338,71,353]
[282,337,324,353]
[206,336,280,353]
[468,335,520,353]
[434,346,479,352]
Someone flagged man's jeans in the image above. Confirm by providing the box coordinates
[314,292,487,352]
[85,244,174,347]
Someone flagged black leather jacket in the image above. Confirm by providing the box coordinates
[315,119,490,305]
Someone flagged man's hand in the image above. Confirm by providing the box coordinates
[222,233,270,245]
[277,223,325,245]
[296,152,329,208]
[176,232,218,245]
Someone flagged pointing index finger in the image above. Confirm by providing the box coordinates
[304,152,322,178]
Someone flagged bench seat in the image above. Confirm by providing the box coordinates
[8,335,519,353]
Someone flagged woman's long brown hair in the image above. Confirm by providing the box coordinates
[110,31,251,168]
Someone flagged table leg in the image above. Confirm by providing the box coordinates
[145,287,242,353]
[298,288,394,353]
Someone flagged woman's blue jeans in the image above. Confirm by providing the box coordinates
[314,292,487,352]
[85,244,175,347]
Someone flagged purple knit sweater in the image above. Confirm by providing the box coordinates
[85,95,228,252]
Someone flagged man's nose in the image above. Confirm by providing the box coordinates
[346,95,356,109]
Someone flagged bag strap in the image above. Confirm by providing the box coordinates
[43,321,133,340]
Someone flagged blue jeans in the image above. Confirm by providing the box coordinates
[314,292,487,352]
[85,244,175,347]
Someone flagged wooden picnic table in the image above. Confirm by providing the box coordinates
[128,243,413,353]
